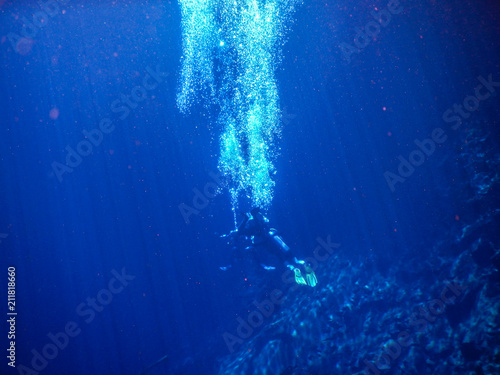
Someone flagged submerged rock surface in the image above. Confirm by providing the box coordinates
[213,125,500,375]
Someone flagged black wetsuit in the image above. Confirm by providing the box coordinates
[236,208,295,266]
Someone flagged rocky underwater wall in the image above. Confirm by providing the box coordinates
[213,121,500,375]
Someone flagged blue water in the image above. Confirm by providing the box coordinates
[1,0,499,374]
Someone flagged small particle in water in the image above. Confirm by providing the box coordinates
[49,108,60,120]
[455,215,460,221]
[387,131,392,136]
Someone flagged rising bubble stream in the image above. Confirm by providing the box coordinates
[177,0,300,211]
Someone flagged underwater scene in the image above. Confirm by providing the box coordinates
[1,0,499,374]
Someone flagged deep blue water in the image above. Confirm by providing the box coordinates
[1,0,499,374]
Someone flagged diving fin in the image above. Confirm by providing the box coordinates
[304,264,318,287]
[305,270,318,287]
[294,268,307,286]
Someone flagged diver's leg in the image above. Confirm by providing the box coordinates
[268,231,296,266]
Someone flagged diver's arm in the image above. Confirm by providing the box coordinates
[237,212,251,233]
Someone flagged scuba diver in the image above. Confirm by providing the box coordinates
[220,208,317,287]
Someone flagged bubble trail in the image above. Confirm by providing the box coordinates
[177,0,301,211]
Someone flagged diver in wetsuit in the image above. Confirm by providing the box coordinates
[220,208,317,287]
